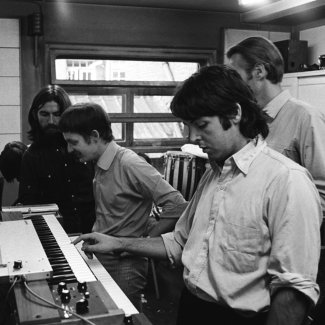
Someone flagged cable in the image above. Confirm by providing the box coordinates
[22,278,96,325]
[5,277,18,305]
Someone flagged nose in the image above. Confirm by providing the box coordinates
[188,126,201,143]
[48,113,55,124]
[67,143,73,153]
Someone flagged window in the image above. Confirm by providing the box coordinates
[48,45,216,154]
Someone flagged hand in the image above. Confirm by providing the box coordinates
[72,232,122,258]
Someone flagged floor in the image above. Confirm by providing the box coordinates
[142,261,184,325]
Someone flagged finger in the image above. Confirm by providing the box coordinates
[85,251,93,259]
[72,233,92,245]
[72,234,85,245]
[81,242,95,258]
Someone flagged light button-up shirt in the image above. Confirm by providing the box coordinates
[162,138,321,313]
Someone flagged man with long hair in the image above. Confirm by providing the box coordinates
[18,85,95,234]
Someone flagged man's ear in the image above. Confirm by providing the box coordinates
[90,130,100,142]
[232,103,242,125]
[252,63,267,80]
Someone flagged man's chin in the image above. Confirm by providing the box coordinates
[43,127,61,136]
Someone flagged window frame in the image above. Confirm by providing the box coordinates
[46,44,217,153]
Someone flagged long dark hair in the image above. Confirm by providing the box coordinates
[28,85,72,142]
[170,65,269,139]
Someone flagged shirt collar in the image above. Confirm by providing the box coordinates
[264,89,291,120]
[232,137,267,175]
[210,137,267,175]
[97,140,119,171]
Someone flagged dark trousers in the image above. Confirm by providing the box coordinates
[95,252,148,312]
[177,286,268,325]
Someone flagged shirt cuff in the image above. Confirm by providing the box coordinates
[270,272,320,306]
[161,232,183,266]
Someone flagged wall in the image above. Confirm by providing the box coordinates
[300,24,325,66]
[0,19,21,151]
[0,19,21,206]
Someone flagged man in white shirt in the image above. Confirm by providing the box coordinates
[226,36,325,218]
[72,65,322,325]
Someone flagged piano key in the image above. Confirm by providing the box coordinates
[26,214,96,285]
[27,216,76,284]
[43,215,96,283]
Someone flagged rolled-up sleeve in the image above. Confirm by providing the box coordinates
[270,273,320,306]
[161,232,183,266]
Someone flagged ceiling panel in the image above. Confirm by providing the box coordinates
[15,0,281,13]
[8,0,325,25]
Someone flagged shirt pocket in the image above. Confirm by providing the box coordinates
[220,222,260,273]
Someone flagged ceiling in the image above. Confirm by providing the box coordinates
[13,0,325,25]
[41,0,280,13]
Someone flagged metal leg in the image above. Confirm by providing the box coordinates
[150,259,160,300]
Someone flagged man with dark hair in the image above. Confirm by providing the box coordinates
[18,85,95,234]
[72,65,322,325]
[58,102,187,311]
[227,36,325,215]
[0,141,27,183]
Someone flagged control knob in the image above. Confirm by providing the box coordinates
[61,288,71,303]
[57,281,67,294]
[76,298,89,314]
[77,281,87,292]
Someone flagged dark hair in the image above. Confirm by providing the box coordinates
[226,36,284,84]
[58,102,114,143]
[0,141,28,182]
[28,85,72,141]
[170,64,269,139]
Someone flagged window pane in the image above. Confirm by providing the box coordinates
[134,95,173,113]
[112,123,123,140]
[69,94,124,113]
[56,59,199,82]
[134,122,185,140]
[69,94,123,140]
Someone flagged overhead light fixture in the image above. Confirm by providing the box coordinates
[239,0,317,6]
[241,0,319,23]
[239,0,270,6]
